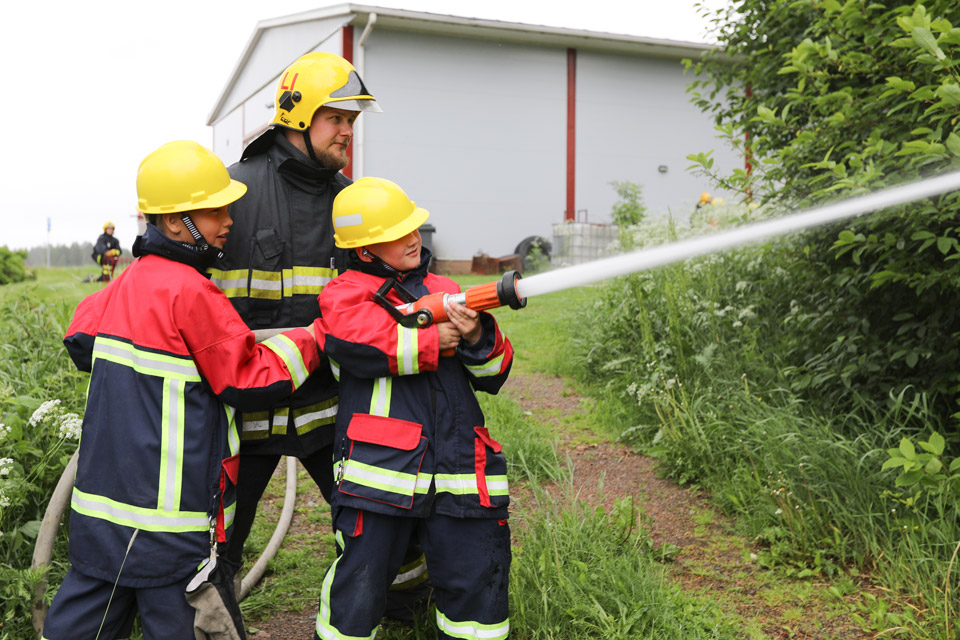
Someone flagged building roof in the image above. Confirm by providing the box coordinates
[207,2,716,125]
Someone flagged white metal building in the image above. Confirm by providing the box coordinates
[208,4,741,270]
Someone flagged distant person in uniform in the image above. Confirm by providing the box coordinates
[92,221,122,282]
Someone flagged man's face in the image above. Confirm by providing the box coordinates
[105,226,115,236]
[307,106,358,170]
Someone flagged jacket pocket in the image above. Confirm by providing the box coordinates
[338,414,428,509]
[473,426,509,509]
[247,229,285,326]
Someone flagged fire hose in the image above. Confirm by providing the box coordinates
[29,169,960,636]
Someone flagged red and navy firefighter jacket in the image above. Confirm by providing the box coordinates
[62,224,321,587]
[314,250,514,520]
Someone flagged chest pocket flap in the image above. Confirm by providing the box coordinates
[347,414,422,450]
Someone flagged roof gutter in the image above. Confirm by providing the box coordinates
[354,12,377,179]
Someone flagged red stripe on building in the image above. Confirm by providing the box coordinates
[342,25,355,179]
[566,48,577,221]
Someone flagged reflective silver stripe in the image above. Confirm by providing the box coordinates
[434,475,509,495]
[93,337,200,381]
[293,404,338,430]
[328,358,340,381]
[369,377,391,416]
[397,324,418,376]
[242,418,269,434]
[263,334,309,389]
[71,488,209,532]
[160,378,184,512]
[391,554,428,585]
[466,353,505,377]
[342,460,417,494]
[416,474,432,493]
[335,213,364,228]
[250,277,282,291]
[224,405,240,456]
[436,612,510,640]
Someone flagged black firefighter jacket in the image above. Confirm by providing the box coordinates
[210,129,351,455]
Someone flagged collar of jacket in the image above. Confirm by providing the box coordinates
[350,246,434,283]
[241,128,343,194]
[132,223,216,275]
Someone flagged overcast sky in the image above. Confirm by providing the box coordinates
[0,0,729,251]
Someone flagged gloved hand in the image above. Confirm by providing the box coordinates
[108,249,121,257]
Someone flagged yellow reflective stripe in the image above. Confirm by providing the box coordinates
[391,553,429,589]
[93,337,200,381]
[250,269,282,300]
[341,460,418,496]
[263,333,309,389]
[290,265,337,295]
[71,488,209,533]
[271,407,289,436]
[208,268,248,297]
[224,405,240,456]
[435,474,509,496]
[465,353,505,377]
[158,378,186,512]
[369,377,392,416]
[436,611,509,640]
[292,398,338,435]
[240,411,270,441]
[396,324,419,376]
[316,534,377,640]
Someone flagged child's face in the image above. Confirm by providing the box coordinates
[189,205,233,249]
[363,229,422,272]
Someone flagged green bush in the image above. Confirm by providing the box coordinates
[0,248,32,286]
[0,295,85,639]
[686,1,960,420]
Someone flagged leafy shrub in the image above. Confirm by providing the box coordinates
[0,295,84,638]
[0,248,32,286]
[687,1,960,421]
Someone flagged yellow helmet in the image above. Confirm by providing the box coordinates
[137,141,247,214]
[272,52,381,131]
[103,221,115,230]
[333,177,429,249]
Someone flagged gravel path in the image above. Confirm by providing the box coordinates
[246,371,872,639]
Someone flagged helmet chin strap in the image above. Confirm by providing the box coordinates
[362,247,404,278]
[302,129,319,162]
[181,213,225,261]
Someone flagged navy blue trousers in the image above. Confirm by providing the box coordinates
[315,507,511,639]
[42,567,194,640]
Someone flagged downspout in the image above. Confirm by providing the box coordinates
[355,13,378,179]
[565,48,577,221]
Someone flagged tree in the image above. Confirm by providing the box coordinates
[686,1,960,421]
[0,247,31,285]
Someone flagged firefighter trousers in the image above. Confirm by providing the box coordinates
[315,507,511,640]
[42,566,194,639]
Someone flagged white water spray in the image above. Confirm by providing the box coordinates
[515,170,960,300]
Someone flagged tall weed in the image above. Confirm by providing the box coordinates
[566,203,960,638]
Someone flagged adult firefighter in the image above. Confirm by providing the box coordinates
[211,52,430,618]
[92,221,122,282]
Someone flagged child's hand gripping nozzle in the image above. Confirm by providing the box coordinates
[373,270,527,356]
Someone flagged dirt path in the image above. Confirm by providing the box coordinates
[247,371,873,639]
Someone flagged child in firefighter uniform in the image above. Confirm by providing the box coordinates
[42,141,323,640]
[312,177,513,640]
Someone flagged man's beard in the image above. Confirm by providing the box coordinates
[316,147,349,171]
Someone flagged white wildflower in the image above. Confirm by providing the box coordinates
[0,491,9,508]
[29,399,61,426]
[775,508,783,515]
[58,413,83,440]
[750,553,758,561]
[0,423,9,441]
[0,458,12,476]
[732,321,743,328]
[735,281,750,293]
[738,306,756,320]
